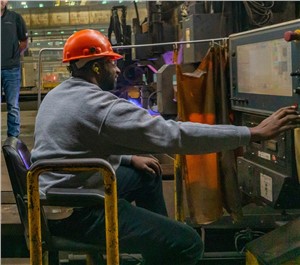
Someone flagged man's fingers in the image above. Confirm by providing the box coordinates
[148,161,162,176]
[276,106,299,119]
[280,113,300,126]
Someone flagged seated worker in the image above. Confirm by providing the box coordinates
[31,29,300,265]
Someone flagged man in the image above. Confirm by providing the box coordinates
[1,0,28,137]
[31,29,300,265]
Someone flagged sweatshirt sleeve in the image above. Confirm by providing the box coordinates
[100,99,251,155]
[120,155,132,165]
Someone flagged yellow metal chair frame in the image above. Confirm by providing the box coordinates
[26,158,119,265]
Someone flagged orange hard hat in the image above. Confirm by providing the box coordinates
[63,29,122,64]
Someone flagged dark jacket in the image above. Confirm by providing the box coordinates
[1,7,28,69]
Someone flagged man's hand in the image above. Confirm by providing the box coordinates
[250,105,300,142]
[19,39,28,55]
[131,155,162,176]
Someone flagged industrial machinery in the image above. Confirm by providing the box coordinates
[131,1,182,61]
[229,19,300,264]
[156,63,196,117]
[230,19,300,209]
[182,2,233,63]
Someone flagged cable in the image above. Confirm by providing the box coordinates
[147,90,159,113]
[200,227,206,252]
[219,1,226,37]
[243,1,274,27]
[234,227,265,253]
[119,253,144,265]
[133,1,140,26]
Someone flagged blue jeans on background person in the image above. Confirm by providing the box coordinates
[48,165,203,265]
[1,67,21,137]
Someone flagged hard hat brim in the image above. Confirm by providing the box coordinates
[63,51,123,63]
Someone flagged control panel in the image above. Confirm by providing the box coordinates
[242,113,296,177]
[237,157,300,209]
[229,19,300,115]
[229,20,300,209]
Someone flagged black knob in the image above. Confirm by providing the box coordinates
[290,71,300,77]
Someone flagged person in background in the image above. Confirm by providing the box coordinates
[1,0,28,137]
[31,29,300,265]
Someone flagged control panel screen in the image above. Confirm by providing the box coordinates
[229,19,300,115]
[237,39,292,97]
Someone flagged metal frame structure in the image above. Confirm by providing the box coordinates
[27,159,118,265]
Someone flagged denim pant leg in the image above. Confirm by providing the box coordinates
[115,166,203,264]
[116,165,168,216]
[117,199,203,265]
[49,200,203,265]
[1,67,21,137]
[48,166,203,264]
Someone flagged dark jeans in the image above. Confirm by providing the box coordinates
[49,165,203,265]
[1,67,21,137]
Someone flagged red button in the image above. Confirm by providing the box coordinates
[284,30,300,42]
